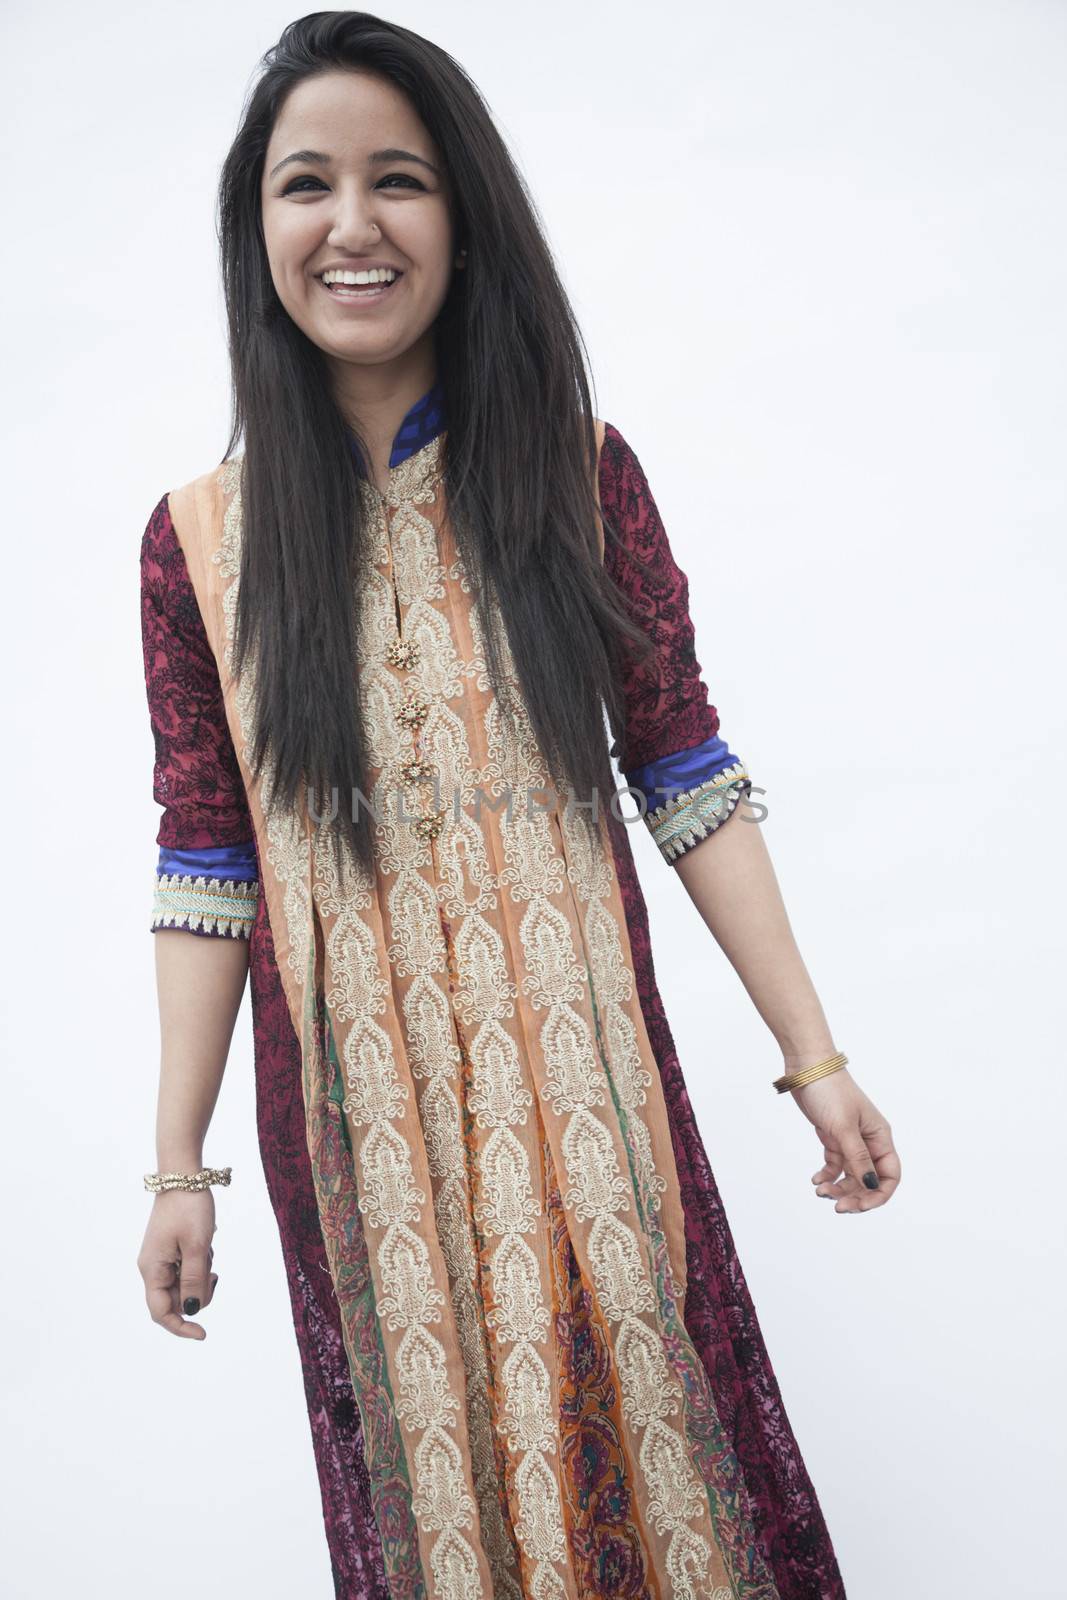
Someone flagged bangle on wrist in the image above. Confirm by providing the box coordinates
[772,1052,848,1094]
[144,1165,232,1193]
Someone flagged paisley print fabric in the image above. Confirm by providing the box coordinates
[141,420,847,1599]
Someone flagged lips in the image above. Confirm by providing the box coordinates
[318,272,403,304]
[319,270,403,289]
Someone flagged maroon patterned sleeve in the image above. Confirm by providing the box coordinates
[140,494,259,936]
[598,423,752,864]
[598,422,722,773]
[140,494,252,846]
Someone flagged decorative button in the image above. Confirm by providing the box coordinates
[400,757,436,784]
[397,690,428,729]
[387,636,419,671]
[413,810,446,841]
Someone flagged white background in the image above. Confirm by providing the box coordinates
[2,1,1064,1594]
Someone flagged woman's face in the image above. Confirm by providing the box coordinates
[260,69,459,379]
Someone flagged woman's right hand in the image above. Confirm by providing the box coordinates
[138,1189,220,1339]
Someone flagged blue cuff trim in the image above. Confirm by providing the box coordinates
[152,842,259,938]
[624,734,743,810]
[156,842,259,881]
[624,740,753,864]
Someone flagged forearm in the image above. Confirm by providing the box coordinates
[152,930,250,1169]
[672,808,837,1068]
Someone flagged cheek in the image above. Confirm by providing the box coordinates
[262,206,317,295]
[411,211,458,294]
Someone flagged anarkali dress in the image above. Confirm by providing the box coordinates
[140,380,847,1600]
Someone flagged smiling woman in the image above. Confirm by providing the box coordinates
[137,10,890,1599]
[258,72,460,442]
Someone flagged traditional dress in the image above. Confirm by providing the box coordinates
[140,384,846,1600]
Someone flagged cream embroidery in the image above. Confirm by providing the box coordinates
[215,456,499,1596]
[201,436,771,1600]
[363,449,572,1599]
[312,823,494,1596]
[485,706,725,1592]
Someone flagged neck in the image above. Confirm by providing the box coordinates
[328,337,437,491]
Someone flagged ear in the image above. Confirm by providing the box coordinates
[454,245,468,270]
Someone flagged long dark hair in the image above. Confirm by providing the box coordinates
[218,9,651,878]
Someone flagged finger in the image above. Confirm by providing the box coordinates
[830,1129,882,1198]
[202,1238,218,1306]
[814,1144,874,1203]
[839,1129,902,1212]
[813,1143,854,1198]
[811,1141,847,1188]
[865,1122,902,1188]
[177,1242,213,1327]
[165,1256,209,1335]
[141,1254,205,1339]
[815,1173,859,1199]
[142,1256,178,1325]
[157,1306,206,1337]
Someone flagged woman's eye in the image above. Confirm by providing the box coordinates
[282,175,326,195]
[279,172,426,197]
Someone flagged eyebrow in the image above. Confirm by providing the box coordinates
[268,147,441,180]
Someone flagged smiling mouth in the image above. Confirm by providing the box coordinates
[318,269,404,302]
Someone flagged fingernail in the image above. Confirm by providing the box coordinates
[862,1170,880,1190]
[183,1296,201,1314]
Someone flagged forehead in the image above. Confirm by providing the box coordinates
[265,69,434,162]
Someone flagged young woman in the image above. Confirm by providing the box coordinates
[138,13,899,1597]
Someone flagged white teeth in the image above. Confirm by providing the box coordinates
[321,267,398,286]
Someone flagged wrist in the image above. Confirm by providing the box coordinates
[778,1040,839,1073]
[154,1149,205,1173]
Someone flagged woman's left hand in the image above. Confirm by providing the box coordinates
[790,1067,900,1213]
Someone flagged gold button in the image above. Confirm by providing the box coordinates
[397,691,428,729]
[387,637,419,671]
[413,810,446,841]
[400,757,436,784]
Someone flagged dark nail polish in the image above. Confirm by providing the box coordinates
[183,1296,201,1314]
[862,1170,880,1190]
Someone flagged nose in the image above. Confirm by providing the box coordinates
[326,184,382,251]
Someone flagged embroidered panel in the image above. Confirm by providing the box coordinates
[150,871,259,938]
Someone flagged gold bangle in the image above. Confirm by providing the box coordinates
[144,1166,233,1193]
[772,1052,848,1094]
